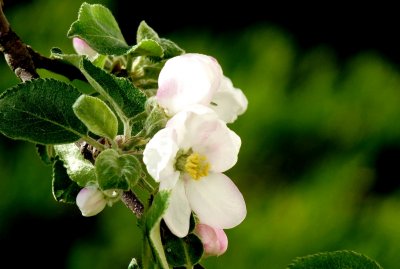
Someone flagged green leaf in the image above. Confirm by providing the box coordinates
[54,143,96,187]
[67,3,129,55]
[73,95,118,139]
[163,232,203,267]
[51,47,82,68]
[80,58,146,121]
[127,39,163,57]
[145,190,171,269]
[95,149,142,190]
[136,21,184,60]
[52,158,81,203]
[158,38,185,59]
[0,78,88,144]
[137,21,160,42]
[287,250,383,269]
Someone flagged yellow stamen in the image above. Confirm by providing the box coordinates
[184,152,210,180]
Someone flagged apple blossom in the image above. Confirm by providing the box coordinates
[76,185,107,217]
[195,224,228,257]
[156,53,248,123]
[72,37,98,60]
[156,53,223,116]
[143,105,246,237]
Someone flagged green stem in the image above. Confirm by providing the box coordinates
[83,135,105,150]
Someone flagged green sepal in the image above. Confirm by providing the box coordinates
[52,158,81,204]
[95,149,142,190]
[287,250,383,269]
[73,95,118,139]
[0,78,88,144]
[67,3,129,55]
[54,143,96,187]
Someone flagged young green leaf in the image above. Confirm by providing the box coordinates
[50,47,83,68]
[67,3,129,55]
[287,250,383,269]
[54,143,96,187]
[95,149,142,190]
[0,79,88,144]
[127,39,163,58]
[52,158,81,204]
[80,58,146,121]
[145,190,171,269]
[137,21,160,42]
[73,95,118,139]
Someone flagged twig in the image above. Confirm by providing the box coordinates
[0,2,38,81]
[121,190,144,218]
[0,2,85,81]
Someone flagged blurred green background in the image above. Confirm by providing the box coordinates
[1,0,400,268]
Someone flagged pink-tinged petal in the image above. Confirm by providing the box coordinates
[186,173,246,229]
[210,76,248,123]
[76,186,107,217]
[143,128,180,187]
[163,179,191,238]
[157,53,223,115]
[72,38,98,60]
[195,224,228,256]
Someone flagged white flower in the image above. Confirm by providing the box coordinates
[195,223,228,257]
[156,53,247,123]
[143,105,246,237]
[156,53,223,116]
[72,38,98,60]
[76,185,107,217]
[210,76,248,123]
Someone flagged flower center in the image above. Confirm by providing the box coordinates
[184,152,210,180]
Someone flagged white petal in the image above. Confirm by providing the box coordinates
[72,38,98,60]
[166,107,239,172]
[157,53,223,115]
[163,179,191,238]
[210,76,248,123]
[143,128,180,187]
[186,173,246,229]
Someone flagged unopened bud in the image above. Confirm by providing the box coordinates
[76,186,107,217]
[72,38,98,60]
[195,224,228,257]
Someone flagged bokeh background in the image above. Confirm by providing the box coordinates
[1,0,400,268]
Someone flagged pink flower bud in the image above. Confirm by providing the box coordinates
[72,38,98,60]
[76,186,107,217]
[195,224,228,257]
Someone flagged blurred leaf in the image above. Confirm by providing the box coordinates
[95,149,141,190]
[54,143,96,187]
[163,231,203,267]
[127,258,140,269]
[287,250,383,269]
[67,3,129,55]
[80,58,146,121]
[52,158,81,204]
[0,78,87,144]
[73,95,118,139]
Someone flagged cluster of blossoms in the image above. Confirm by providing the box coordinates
[73,39,248,256]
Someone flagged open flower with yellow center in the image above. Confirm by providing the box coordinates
[143,105,246,237]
